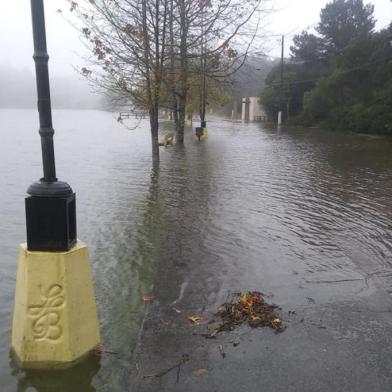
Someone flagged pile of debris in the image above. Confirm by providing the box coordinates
[213,291,284,335]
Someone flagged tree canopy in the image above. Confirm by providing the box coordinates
[260,0,391,134]
[316,0,375,55]
[303,24,392,134]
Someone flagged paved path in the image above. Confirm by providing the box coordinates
[130,217,392,392]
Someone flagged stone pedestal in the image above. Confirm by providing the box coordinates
[12,242,100,369]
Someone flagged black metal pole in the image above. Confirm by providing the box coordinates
[200,4,207,129]
[31,0,57,183]
[26,0,77,252]
[278,35,284,124]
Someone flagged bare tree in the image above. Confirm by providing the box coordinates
[64,0,169,161]
[63,0,267,157]
[165,0,263,142]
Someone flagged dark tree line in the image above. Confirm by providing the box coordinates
[260,0,392,134]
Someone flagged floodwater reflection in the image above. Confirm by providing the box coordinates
[10,352,101,392]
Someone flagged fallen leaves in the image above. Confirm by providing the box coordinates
[204,291,285,337]
[186,290,284,337]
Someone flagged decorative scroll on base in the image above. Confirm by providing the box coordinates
[28,284,65,341]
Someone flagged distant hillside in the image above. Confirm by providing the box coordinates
[231,56,276,98]
[217,55,275,116]
[0,66,104,110]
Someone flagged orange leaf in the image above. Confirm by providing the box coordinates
[188,315,203,324]
[194,368,207,376]
[143,295,154,302]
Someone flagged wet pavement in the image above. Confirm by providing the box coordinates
[130,123,392,392]
[131,246,392,391]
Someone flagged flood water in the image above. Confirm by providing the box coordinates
[2,109,392,391]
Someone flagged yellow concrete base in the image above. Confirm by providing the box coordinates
[12,242,100,369]
[158,132,175,146]
[201,127,208,140]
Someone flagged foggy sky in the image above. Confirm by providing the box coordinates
[0,0,390,80]
[267,0,391,57]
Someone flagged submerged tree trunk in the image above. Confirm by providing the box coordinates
[173,103,179,131]
[176,95,186,143]
[175,95,186,144]
[175,0,188,144]
[149,105,160,162]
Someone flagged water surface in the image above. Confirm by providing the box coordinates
[2,110,392,390]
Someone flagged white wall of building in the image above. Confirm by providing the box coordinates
[241,97,266,122]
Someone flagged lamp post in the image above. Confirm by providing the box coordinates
[11,0,100,369]
[195,0,208,141]
[278,35,284,126]
[26,0,77,252]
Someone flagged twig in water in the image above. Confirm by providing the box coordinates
[305,278,363,284]
[143,354,190,383]
[94,346,119,356]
